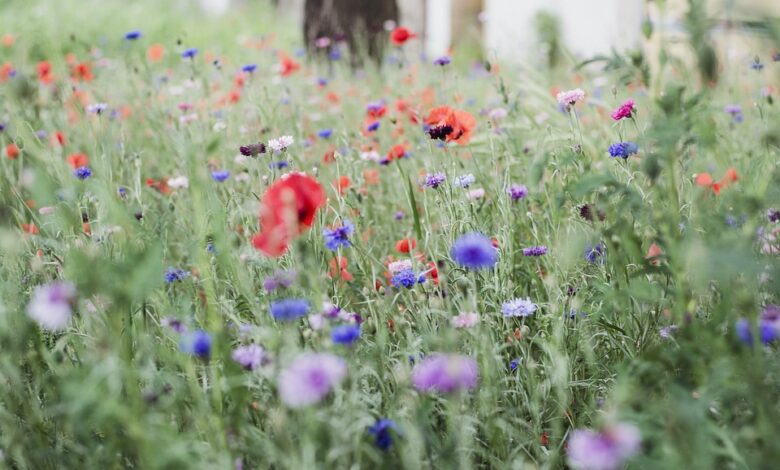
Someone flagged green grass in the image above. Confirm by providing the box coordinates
[0,1,779,468]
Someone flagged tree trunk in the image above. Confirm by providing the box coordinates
[304,0,399,66]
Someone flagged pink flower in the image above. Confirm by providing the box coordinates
[277,353,346,408]
[556,88,585,109]
[452,312,479,328]
[611,99,636,121]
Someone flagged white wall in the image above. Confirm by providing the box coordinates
[483,0,644,62]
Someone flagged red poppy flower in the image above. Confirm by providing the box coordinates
[278,53,300,77]
[395,238,416,253]
[6,143,19,159]
[386,144,408,162]
[252,173,325,257]
[335,175,351,196]
[21,223,38,235]
[695,168,738,195]
[390,27,416,46]
[147,44,165,62]
[425,106,477,145]
[0,62,13,82]
[37,61,54,84]
[66,153,88,169]
[52,131,66,147]
[71,62,93,82]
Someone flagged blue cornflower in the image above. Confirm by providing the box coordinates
[74,166,92,180]
[736,305,780,345]
[751,58,764,71]
[124,30,142,40]
[269,161,289,169]
[181,48,198,59]
[270,298,310,321]
[317,128,333,139]
[211,170,230,182]
[206,242,216,254]
[317,77,328,87]
[331,324,360,345]
[368,419,401,451]
[424,172,446,189]
[323,220,354,251]
[164,267,190,283]
[502,297,538,317]
[584,242,606,264]
[391,269,420,289]
[509,358,521,371]
[241,64,257,73]
[607,141,639,159]
[328,47,342,61]
[433,56,451,66]
[366,121,380,132]
[118,186,127,198]
[522,245,548,257]
[180,330,211,359]
[451,232,498,270]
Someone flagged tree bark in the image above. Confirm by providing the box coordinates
[304,0,399,66]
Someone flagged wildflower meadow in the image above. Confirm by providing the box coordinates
[1,0,780,468]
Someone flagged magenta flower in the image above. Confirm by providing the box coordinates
[611,99,636,121]
[277,353,347,408]
[567,422,641,470]
[411,354,478,394]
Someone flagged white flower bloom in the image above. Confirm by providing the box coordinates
[167,176,189,189]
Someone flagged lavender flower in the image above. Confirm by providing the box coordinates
[501,297,538,317]
[724,104,743,123]
[232,344,267,371]
[522,246,548,257]
[26,282,76,331]
[411,354,478,394]
[567,422,641,470]
[277,353,347,407]
[433,56,451,66]
[263,270,297,291]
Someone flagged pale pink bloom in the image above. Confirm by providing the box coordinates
[452,312,479,328]
[556,88,586,108]
[388,260,413,273]
[467,188,485,200]
[567,422,641,470]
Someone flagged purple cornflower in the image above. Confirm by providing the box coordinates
[735,305,780,345]
[331,324,361,345]
[659,325,678,339]
[181,48,198,59]
[124,30,142,40]
[368,419,401,450]
[366,121,380,132]
[239,142,266,157]
[433,56,451,66]
[277,353,347,408]
[74,166,92,180]
[522,245,548,257]
[263,270,297,291]
[411,354,478,394]
[767,208,780,223]
[26,281,76,331]
[180,330,212,359]
[323,219,354,251]
[607,142,638,159]
[567,422,641,470]
[451,232,498,270]
[161,316,186,333]
[507,184,528,201]
[164,267,190,283]
[231,344,267,371]
[501,297,537,317]
[424,172,446,188]
[579,204,605,222]
[270,298,310,321]
[394,211,405,220]
[724,104,743,123]
[211,170,230,182]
